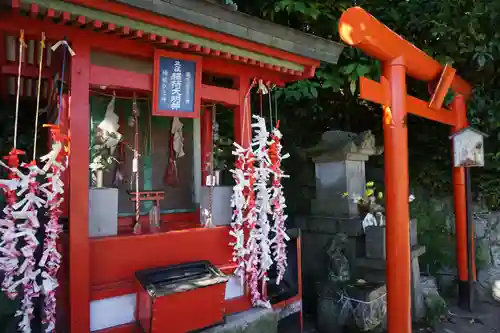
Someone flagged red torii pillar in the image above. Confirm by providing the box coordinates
[338,7,473,333]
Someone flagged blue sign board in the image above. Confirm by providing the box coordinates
[157,56,196,114]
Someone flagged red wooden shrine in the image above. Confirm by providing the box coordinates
[0,1,343,332]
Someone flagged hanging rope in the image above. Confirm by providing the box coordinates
[273,85,279,123]
[207,105,216,227]
[268,84,274,129]
[230,78,257,279]
[132,94,141,234]
[50,38,75,126]
[33,32,46,161]
[13,29,26,149]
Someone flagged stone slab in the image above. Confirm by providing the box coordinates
[411,257,425,322]
[364,221,419,260]
[355,245,426,270]
[312,160,365,217]
[346,282,386,303]
[365,226,386,259]
[337,217,365,237]
[198,308,278,333]
[297,216,364,236]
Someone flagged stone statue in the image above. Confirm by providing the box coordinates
[357,130,376,150]
[325,233,350,283]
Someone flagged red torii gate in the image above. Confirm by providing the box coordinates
[338,7,473,333]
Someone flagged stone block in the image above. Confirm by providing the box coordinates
[306,217,339,234]
[346,282,386,302]
[355,246,426,272]
[344,237,365,263]
[312,160,365,217]
[337,217,365,237]
[411,258,425,322]
[365,226,386,260]
[477,239,492,267]
[199,308,278,333]
[491,245,500,267]
[475,217,488,239]
[345,283,387,331]
[410,219,418,247]
[358,268,386,284]
[365,221,418,260]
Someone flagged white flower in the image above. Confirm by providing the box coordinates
[409,194,415,203]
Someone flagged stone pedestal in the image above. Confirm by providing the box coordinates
[365,220,418,260]
[312,159,367,217]
[298,130,384,314]
[354,245,427,322]
[309,130,383,217]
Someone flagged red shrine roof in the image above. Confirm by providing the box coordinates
[2,0,344,79]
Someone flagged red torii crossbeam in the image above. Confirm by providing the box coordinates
[338,7,473,333]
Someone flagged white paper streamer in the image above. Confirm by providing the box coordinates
[39,135,67,332]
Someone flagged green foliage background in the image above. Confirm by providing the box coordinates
[235,0,500,209]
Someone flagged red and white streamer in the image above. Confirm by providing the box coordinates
[229,142,250,277]
[269,126,290,285]
[39,134,67,333]
[229,80,290,308]
[13,162,45,332]
[0,162,22,300]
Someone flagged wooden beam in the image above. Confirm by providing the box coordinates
[359,76,456,126]
[89,65,152,91]
[201,84,239,106]
[429,64,456,110]
[1,63,55,79]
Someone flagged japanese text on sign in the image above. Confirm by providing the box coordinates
[157,56,196,114]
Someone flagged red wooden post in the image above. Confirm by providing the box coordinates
[234,75,251,148]
[383,57,411,333]
[201,106,213,186]
[451,94,476,304]
[69,40,90,333]
[60,93,70,218]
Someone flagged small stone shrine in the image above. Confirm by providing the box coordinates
[296,130,426,332]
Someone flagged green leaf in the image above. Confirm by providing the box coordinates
[310,86,318,98]
[356,64,371,76]
[477,54,486,68]
[341,63,357,75]
[294,2,306,14]
[350,80,357,95]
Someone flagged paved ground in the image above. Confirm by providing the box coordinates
[430,302,500,333]
[303,302,500,333]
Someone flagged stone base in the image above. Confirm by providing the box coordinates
[295,215,365,236]
[197,308,278,333]
[365,226,386,259]
[364,220,419,260]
